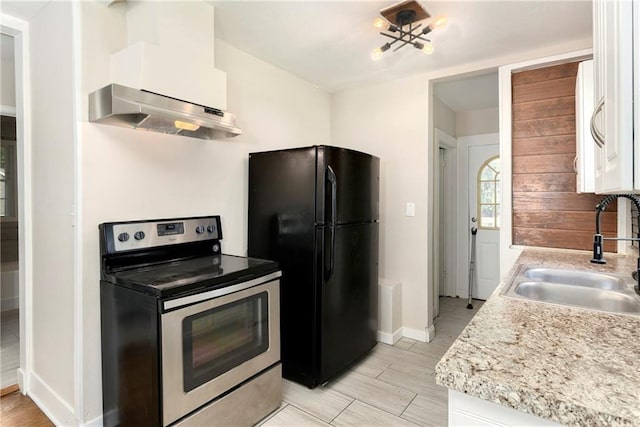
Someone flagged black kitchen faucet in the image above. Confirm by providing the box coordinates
[591,194,640,295]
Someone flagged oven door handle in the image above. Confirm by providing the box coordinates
[163,270,282,311]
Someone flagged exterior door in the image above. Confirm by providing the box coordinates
[468,144,500,300]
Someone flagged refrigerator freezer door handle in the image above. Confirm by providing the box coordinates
[325,166,337,281]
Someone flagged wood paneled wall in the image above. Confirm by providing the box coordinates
[512,62,617,252]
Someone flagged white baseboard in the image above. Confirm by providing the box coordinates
[377,328,403,345]
[426,324,435,342]
[82,414,104,427]
[17,368,25,392]
[28,371,76,426]
[401,326,427,342]
[17,369,102,426]
[401,325,436,343]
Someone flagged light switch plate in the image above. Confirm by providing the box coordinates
[406,202,416,217]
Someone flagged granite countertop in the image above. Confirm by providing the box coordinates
[435,248,640,426]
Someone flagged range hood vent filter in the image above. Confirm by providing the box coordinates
[89,84,241,140]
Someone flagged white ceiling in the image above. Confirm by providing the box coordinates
[434,72,499,111]
[212,1,592,93]
[1,1,591,110]
[0,1,49,21]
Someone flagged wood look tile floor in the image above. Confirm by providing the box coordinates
[0,297,483,426]
[260,297,484,427]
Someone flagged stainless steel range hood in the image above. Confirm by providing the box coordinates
[89,84,241,140]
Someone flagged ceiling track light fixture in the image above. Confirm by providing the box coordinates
[371,0,447,61]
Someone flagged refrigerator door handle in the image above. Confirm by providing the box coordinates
[326,166,337,281]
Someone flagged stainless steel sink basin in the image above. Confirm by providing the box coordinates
[502,266,640,315]
[522,267,627,290]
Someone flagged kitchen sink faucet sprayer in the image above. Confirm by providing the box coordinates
[591,194,640,295]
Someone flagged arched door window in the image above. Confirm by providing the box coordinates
[478,156,500,229]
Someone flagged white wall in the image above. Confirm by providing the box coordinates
[29,2,77,424]
[77,3,127,423]
[1,34,16,108]
[331,38,592,338]
[214,37,332,251]
[331,74,430,336]
[433,95,456,138]
[77,2,330,422]
[456,107,499,137]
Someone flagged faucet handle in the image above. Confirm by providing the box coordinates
[591,234,607,264]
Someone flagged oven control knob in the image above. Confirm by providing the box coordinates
[196,226,205,234]
[117,232,130,242]
[134,231,145,240]
[212,243,220,253]
[207,225,216,233]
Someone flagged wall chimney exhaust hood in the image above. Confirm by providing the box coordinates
[88,2,239,140]
[89,84,241,140]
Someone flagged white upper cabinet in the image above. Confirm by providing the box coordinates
[592,0,636,193]
[635,0,640,191]
[575,60,595,193]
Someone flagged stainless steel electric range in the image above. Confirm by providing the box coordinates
[99,215,282,427]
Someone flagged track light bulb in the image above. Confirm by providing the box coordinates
[371,12,444,58]
[373,17,388,29]
[371,43,391,60]
[433,16,448,28]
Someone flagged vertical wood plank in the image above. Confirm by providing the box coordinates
[511,62,617,252]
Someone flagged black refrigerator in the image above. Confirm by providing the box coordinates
[248,145,379,388]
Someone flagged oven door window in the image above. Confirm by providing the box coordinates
[182,291,269,392]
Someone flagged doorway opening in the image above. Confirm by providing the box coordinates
[431,70,499,321]
[0,32,20,394]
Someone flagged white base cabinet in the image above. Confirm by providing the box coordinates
[448,390,563,427]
